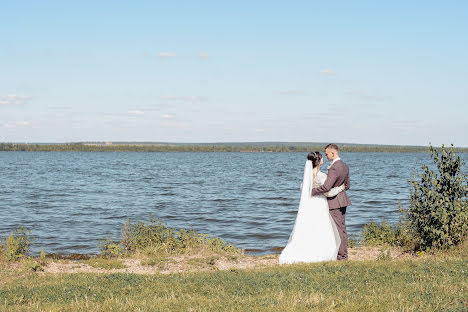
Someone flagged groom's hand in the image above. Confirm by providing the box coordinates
[312,167,338,195]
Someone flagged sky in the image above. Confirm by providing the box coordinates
[1,1,467,146]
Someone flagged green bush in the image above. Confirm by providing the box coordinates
[22,258,44,272]
[362,222,399,246]
[404,144,467,250]
[119,216,241,256]
[5,227,31,261]
[98,237,124,258]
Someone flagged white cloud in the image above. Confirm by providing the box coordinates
[319,69,336,75]
[127,110,145,115]
[0,95,32,106]
[158,52,176,58]
[162,114,174,119]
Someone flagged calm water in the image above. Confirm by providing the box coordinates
[1,152,466,255]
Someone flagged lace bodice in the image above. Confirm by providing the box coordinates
[313,170,343,197]
[313,171,328,187]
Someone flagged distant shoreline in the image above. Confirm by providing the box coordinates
[1,143,467,153]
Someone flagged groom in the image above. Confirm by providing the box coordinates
[312,143,351,260]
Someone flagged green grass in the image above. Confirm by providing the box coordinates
[0,244,467,311]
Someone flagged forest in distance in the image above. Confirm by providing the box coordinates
[0,142,467,153]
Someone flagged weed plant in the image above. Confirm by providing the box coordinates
[98,236,124,258]
[101,217,242,258]
[362,222,399,246]
[4,227,31,261]
[22,258,44,272]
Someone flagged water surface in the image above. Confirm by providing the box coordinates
[1,151,465,255]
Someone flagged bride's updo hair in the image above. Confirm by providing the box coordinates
[307,152,322,168]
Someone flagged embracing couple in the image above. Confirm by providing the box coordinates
[279,144,351,264]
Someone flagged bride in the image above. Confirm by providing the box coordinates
[279,152,344,264]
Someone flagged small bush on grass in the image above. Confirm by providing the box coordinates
[362,222,399,246]
[98,236,124,258]
[403,144,467,251]
[5,227,31,261]
[39,248,47,266]
[119,216,242,256]
[22,258,44,272]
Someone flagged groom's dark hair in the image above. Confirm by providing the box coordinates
[325,143,339,151]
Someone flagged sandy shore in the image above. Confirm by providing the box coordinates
[37,246,407,275]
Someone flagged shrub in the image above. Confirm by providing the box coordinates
[22,258,44,272]
[5,227,31,261]
[98,237,124,258]
[404,144,467,250]
[39,248,47,266]
[362,222,399,246]
[119,216,241,256]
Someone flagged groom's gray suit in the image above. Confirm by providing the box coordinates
[312,159,351,260]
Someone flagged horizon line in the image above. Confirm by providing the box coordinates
[2,141,464,148]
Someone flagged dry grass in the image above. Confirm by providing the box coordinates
[0,245,409,276]
[1,242,466,311]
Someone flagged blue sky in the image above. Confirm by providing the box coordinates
[1,1,467,145]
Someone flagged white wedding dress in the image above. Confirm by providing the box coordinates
[279,160,341,264]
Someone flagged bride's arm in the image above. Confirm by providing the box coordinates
[323,184,345,197]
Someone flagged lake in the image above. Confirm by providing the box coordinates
[1,151,466,255]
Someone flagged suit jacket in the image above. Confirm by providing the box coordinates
[312,159,351,209]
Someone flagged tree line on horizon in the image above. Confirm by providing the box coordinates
[1,143,467,153]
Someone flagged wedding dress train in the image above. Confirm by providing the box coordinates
[279,161,341,264]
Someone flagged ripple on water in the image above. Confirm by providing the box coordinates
[1,151,466,255]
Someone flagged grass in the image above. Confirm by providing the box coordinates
[0,242,466,311]
[140,257,167,267]
[83,258,127,270]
